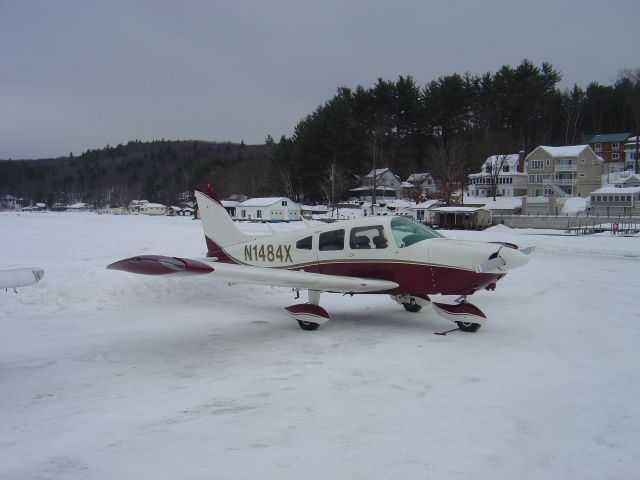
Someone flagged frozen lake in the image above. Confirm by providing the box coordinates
[1,212,639,479]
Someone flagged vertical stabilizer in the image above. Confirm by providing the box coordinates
[195,190,251,253]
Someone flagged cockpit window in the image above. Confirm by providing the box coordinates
[390,217,444,248]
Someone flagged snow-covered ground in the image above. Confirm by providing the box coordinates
[1,212,639,479]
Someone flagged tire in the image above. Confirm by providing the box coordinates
[456,321,481,332]
[298,320,320,331]
[403,303,422,313]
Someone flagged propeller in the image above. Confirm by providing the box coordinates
[474,256,506,274]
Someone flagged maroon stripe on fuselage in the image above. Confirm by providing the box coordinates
[205,237,501,296]
[309,261,501,295]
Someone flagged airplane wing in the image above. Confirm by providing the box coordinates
[107,255,398,294]
[0,268,45,290]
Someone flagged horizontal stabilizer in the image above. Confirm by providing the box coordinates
[0,268,45,289]
[107,255,214,276]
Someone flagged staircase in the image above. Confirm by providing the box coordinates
[544,182,566,198]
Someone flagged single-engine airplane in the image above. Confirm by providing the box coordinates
[108,188,533,333]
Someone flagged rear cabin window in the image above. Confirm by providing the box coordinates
[390,217,444,248]
[350,225,388,249]
[296,236,312,250]
[318,229,345,251]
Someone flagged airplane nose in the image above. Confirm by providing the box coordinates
[498,246,529,271]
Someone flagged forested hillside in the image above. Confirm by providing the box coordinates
[0,140,276,207]
[2,59,638,206]
[274,60,640,200]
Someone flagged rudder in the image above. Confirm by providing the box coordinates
[195,190,251,254]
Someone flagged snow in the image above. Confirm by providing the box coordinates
[2,212,640,479]
[240,197,288,207]
[538,145,590,158]
[463,196,523,211]
[561,196,587,214]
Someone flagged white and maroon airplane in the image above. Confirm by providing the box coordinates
[108,188,533,333]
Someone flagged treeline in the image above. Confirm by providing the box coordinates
[274,59,640,201]
[2,59,639,207]
[0,140,276,207]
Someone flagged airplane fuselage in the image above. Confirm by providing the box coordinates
[206,216,522,296]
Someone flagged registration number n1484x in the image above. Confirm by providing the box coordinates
[244,244,293,263]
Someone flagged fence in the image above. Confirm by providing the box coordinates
[492,213,640,231]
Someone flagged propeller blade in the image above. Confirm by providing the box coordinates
[519,246,535,255]
[474,256,506,274]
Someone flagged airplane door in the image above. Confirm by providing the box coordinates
[315,227,347,274]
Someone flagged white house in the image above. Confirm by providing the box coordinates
[66,202,89,211]
[349,168,401,201]
[128,200,165,215]
[624,136,640,172]
[237,197,301,222]
[468,153,527,197]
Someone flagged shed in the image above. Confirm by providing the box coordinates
[410,200,440,222]
[237,197,301,222]
[429,206,492,230]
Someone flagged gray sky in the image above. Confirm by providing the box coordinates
[2,0,638,159]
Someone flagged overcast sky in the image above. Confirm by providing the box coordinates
[1,0,638,159]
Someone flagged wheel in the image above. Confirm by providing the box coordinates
[456,321,481,332]
[403,303,422,313]
[298,320,320,331]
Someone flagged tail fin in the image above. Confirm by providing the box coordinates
[195,190,251,255]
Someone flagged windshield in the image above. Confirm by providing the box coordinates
[390,217,444,248]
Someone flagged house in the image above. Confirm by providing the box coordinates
[237,197,301,222]
[589,187,640,216]
[601,171,640,188]
[221,200,239,218]
[166,206,181,216]
[22,203,47,212]
[583,133,631,174]
[128,200,165,215]
[468,152,527,197]
[66,202,89,211]
[624,136,640,172]
[402,173,436,198]
[526,145,603,198]
[349,168,401,201]
[1,195,22,210]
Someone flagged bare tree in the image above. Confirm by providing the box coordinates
[428,138,466,205]
[560,85,585,145]
[486,154,509,201]
[280,169,295,200]
[320,161,351,217]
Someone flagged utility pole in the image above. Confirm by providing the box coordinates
[371,132,377,215]
[635,133,639,175]
[330,160,336,217]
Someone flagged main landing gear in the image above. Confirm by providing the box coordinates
[284,291,487,333]
[285,290,329,331]
[391,294,486,333]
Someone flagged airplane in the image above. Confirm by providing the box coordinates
[108,187,533,333]
[1,267,45,292]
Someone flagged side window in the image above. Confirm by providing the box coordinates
[296,236,312,250]
[318,229,345,251]
[350,225,387,249]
